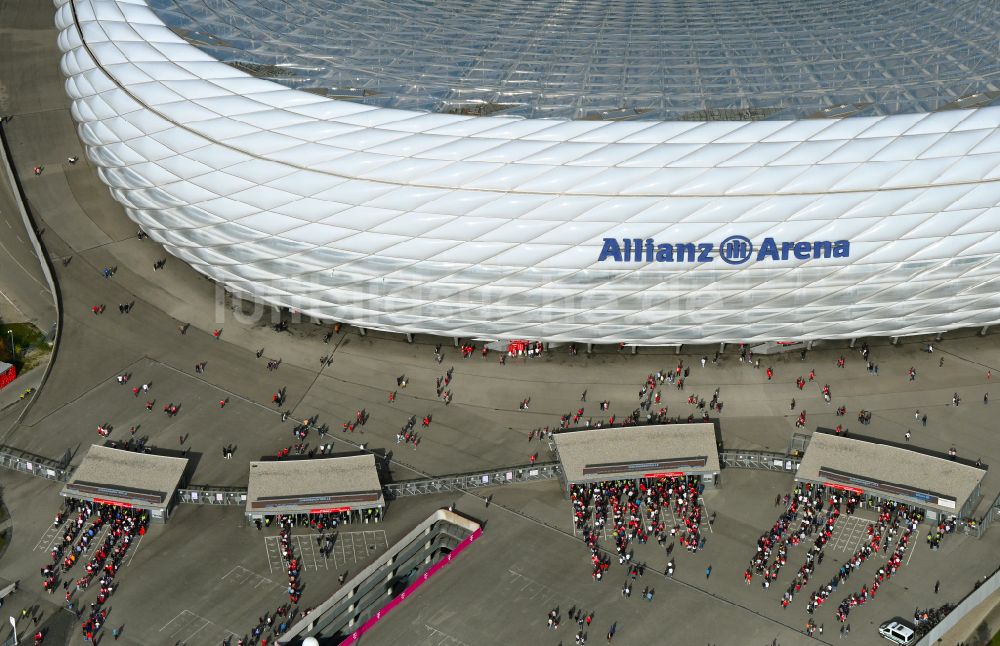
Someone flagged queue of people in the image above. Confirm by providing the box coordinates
[42,499,146,642]
[572,475,705,582]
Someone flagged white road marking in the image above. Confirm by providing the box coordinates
[158,609,239,643]
[126,534,143,566]
[33,524,60,552]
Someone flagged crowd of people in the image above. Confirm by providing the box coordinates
[571,475,705,582]
[744,484,952,627]
[830,502,926,623]
[744,483,852,591]
[41,499,146,642]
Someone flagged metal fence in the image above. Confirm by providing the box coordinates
[383,462,561,499]
[0,445,71,482]
[176,486,247,505]
[720,449,800,472]
[915,563,1000,645]
[171,463,564,506]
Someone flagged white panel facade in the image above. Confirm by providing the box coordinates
[54,0,1000,344]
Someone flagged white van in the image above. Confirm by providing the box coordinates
[879,619,916,645]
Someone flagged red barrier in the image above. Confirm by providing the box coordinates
[0,364,16,390]
[340,526,483,645]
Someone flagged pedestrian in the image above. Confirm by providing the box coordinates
[934,580,940,594]
[985,393,989,405]
[705,565,712,579]
[904,430,911,442]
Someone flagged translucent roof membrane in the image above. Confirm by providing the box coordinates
[147,0,1000,120]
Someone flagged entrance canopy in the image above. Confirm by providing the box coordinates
[796,431,986,517]
[246,455,383,517]
[61,445,187,516]
[554,423,721,485]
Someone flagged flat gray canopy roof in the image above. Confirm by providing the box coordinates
[246,455,383,515]
[797,432,986,514]
[61,445,188,510]
[555,423,720,484]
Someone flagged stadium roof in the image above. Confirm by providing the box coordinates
[149,0,1000,120]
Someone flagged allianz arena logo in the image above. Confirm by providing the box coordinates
[597,236,850,265]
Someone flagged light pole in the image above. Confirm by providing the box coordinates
[6,330,13,362]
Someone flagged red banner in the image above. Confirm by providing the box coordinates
[93,498,133,508]
[644,472,685,479]
[309,506,350,515]
[825,482,863,495]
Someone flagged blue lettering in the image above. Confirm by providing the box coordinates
[655,243,673,262]
[697,243,713,262]
[675,243,696,262]
[757,238,778,261]
[598,237,850,263]
[598,238,622,262]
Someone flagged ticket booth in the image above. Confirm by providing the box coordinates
[61,445,188,523]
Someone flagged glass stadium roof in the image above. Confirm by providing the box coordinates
[149,0,1000,121]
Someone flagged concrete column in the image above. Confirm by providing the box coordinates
[405,333,414,343]
[675,344,682,355]
[453,337,460,347]
[890,336,900,346]
[849,338,856,348]
[586,343,593,354]
[357,327,367,337]
[719,342,726,353]
[981,326,990,336]
[806,340,814,350]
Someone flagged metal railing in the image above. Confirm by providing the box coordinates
[720,449,800,472]
[172,463,564,505]
[383,462,561,499]
[0,445,71,482]
[176,486,246,505]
